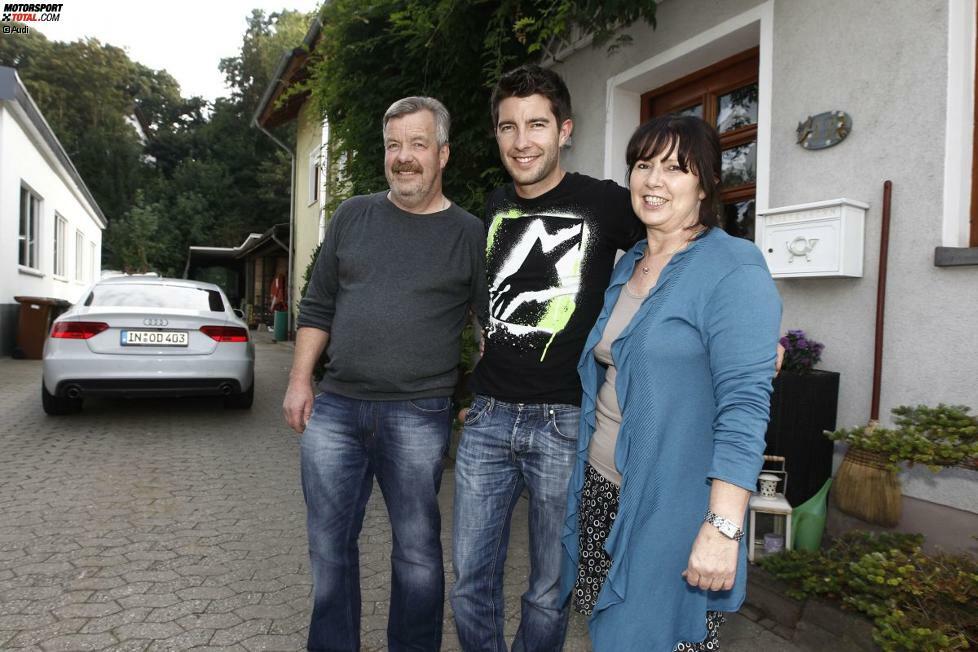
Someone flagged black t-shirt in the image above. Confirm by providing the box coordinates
[471,172,643,405]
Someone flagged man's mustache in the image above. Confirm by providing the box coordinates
[391,161,423,174]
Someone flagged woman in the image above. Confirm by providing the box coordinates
[559,115,782,651]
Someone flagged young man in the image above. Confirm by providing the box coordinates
[450,65,642,652]
[284,96,488,652]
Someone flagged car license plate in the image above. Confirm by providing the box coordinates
[121,330,189,346]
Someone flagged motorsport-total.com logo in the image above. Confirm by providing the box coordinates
[2,3,62,34]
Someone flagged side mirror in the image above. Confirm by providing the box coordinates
[233,309,244,319]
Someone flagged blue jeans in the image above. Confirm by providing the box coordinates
[300,391,451,652]
[451,396,579,652]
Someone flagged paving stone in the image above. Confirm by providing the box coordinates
[52,602,121,619]
[118,594,179,609]
[4,617,87,648]
[145,628,215,650]
[241,632,307,651]
[78,606,151,634]
[209,619,271,646]
[0,613,56,630]
[39,632,117,651]
[0,598,29,616]
[175,585,234,601]
[114,622,184,642]
[204,592,263,614]
[233,604,295,620]
[64,577,125,591]
[176,612,242,630]
[144,599,209,623]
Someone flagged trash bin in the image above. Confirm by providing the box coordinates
[13,296,71,359]
[273,310,288,342]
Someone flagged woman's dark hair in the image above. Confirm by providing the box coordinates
[490,65,572,129]
[625,115,722,228]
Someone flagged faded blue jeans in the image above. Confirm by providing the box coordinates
[451,395,578,652]
[300,391,451,652]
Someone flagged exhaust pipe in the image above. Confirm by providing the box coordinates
[66,385,82,399]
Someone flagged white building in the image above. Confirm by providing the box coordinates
[555,0,977,552]
[0,66,107,355]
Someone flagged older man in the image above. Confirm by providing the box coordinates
[283,96,488,652]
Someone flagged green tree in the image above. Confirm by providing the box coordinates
[307,0,658,215]
[1,9,312,274]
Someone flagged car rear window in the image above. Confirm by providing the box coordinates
[84,284,225,312]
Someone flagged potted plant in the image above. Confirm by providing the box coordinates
[827,404,978,526]
[765,330,840,507]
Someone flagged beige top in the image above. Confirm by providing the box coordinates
[587,283,647,486]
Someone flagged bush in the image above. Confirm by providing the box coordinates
[759,531,978,650]
[827,404,978,472]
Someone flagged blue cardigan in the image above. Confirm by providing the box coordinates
[560,227,782,651]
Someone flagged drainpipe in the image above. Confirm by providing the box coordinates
[254,121,296,339]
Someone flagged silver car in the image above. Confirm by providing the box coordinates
[42,276,255,414]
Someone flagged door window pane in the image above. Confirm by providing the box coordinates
[717,83,758,133]
[19,186,40,269]
[672,104,703,119]
[722,199,755,241]
[54,215,67,276]
[721,142,757,187]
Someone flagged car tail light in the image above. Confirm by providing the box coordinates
[50,321,109,339]
[200,326,249,342]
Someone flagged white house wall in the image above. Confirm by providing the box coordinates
[553,0,977,532]
[0,103,103,310]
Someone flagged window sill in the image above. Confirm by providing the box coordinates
[53,274,68,283]
[934,246,978,267]
[18,265,44,278]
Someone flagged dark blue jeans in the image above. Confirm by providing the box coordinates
[450,396,578,652]
[300,391,451,652]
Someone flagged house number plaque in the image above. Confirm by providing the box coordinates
[796,111,851,150]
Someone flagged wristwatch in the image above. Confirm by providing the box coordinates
[704,510,744,541]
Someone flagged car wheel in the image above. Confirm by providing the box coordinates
[41,382,82,415]
[224,381,254,409]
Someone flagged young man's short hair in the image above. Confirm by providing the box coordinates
[490,65,572,128]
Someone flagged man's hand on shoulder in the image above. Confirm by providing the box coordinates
[283,379,315,434]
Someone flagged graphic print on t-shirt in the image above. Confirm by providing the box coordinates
[485,208,591,360]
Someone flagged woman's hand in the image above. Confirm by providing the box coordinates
[682,521,740,591]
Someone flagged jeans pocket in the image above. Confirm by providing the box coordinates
[408,396,451,413]
[550,407,580,441]
[462,396,491,426]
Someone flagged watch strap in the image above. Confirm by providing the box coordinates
[704,509,744,541]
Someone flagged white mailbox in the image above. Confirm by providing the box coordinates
[756,198,868,278]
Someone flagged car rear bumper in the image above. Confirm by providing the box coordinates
[42,343,254,397]
[54,378,245,398]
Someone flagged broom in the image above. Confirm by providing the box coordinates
[831,422,902,527]
[831,181,902,527]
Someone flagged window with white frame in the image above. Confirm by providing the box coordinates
[54,214,67,277]
[19,185,41,269]
[75,230,85,280]
[90,242,97,281]
[308,148,321,205]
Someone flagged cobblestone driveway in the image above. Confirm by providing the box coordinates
[0,336,799,651]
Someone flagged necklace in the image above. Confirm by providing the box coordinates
[641,227,704,275]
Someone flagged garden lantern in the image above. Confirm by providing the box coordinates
[748,455,793,563]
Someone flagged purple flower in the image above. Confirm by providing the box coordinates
[780,329,824,374]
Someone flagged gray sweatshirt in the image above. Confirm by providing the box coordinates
[297,192,488,400]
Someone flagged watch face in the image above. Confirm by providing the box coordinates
[718,521,738,538]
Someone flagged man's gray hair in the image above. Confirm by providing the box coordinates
[382,96,451,147]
